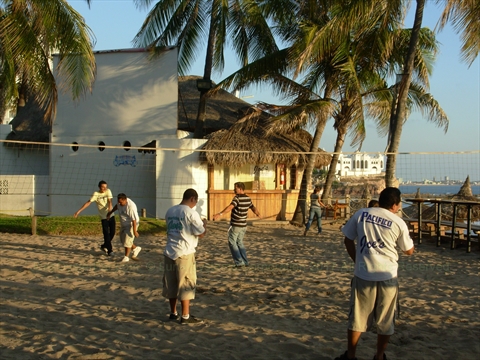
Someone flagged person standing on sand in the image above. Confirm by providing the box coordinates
[74,180,115,256]
[213,182,260,267]
[304,185,327,236]
[107,193,141,263]
[335,187,414,360]
[163,188,206,325]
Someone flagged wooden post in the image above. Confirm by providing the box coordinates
[141,208,146,218]
[29,207,36,235]
[346,195,351,218]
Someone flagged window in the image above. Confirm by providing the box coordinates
[71,142,79,152]
[98,141,105,151]
[123,141,131,151]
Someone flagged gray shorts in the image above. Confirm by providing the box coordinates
[348,276,398,335]
[162,253,197,301]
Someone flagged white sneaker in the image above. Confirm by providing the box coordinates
[132,246,142,258]
[120,256,129,262]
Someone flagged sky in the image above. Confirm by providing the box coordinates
[69,0,479,157]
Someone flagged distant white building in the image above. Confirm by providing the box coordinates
[335,152,384,177]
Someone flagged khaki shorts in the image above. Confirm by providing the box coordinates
[119,226,137,248]
[348,276,398,335]
[162,253,197,301]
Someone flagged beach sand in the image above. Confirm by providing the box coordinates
[1,221,479,359]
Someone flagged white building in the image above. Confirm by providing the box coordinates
[335,152,384,177]
[0,48,209,218]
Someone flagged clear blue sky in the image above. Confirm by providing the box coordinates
[70,0,479,155]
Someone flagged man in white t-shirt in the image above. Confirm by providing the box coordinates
[163,188,206,325]
[335,187,414,360]
[107,193,141,263]
[74,180,115,256]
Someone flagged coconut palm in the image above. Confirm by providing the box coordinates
[386,0,478,187]
[223,0,412,224]
[132,0,278,139]
[321,25,448,201]
[437,0,479,66]
[0,0,96,125]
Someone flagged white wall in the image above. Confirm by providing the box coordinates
[53,49,178,138]
[0,175,48,216]
[155,138,208,219]
[50,48,180,217]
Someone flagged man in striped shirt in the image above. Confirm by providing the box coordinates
[213,182,260,267]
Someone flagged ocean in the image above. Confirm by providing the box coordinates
[399,184,480,196]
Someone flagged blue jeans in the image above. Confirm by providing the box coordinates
[305,207,322,233]
[101,217,116,253]
[228,226,249,266]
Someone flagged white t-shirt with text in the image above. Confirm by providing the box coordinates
[342,207,414,281]
[164,204,205,260]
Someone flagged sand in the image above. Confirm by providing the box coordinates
[1,221,479,359]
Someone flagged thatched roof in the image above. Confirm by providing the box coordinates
[178,75,253,134]
[5,97,51,145]
[201,113,331,167]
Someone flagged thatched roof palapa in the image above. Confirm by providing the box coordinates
[201,112,331,167]
[5,97,51,147]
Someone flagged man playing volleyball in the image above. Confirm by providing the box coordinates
[335,187,414,360]
[74,180,115,256]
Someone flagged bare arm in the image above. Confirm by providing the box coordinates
[74,201,91,218]
[403,246,414,255]
[250,205,260,217]
[132,219,139,237]
[107,198,113,212]
[197,219,207,238]
[213,204,234,221]
[106,204,118,219]
[344,237,356,262]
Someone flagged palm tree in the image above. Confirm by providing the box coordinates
[437,0,479,66]
[219,0,407,225]
[322,25,448,200]
[386,0,479,187]
[132,0,278,138]
[0,0,96,125]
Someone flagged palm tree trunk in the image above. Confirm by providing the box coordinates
[385,0,425,187]
[322,124,347,202]
[290,110,329,226]
[193,3,216,139]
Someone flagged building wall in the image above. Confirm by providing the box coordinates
[155,138,208,219]
[337,152,384,177]
[1,49,211,219]
[0,175,49,216]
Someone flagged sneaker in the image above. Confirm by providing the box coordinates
[101,246,108,254]
[180,315,203,325]
[169,313,179,320]
[120,256,129,262]
[108,251,114,257]
[132,246,142,258]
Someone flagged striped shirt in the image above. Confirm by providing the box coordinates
[230,194,254,227]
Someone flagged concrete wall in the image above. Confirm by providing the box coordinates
[155,138,208,219]
[0,175,49,216]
